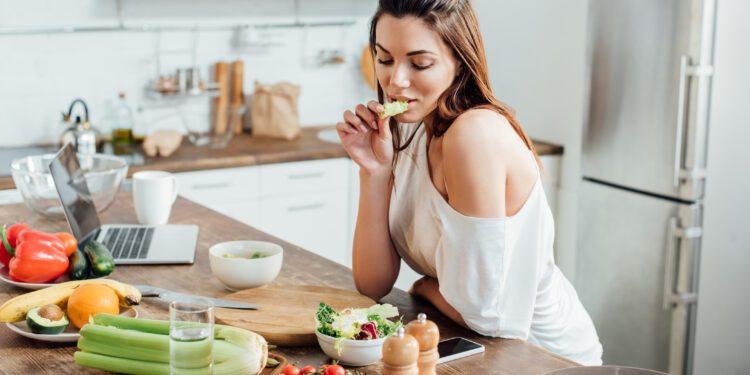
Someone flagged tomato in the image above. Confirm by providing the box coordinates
[299,366,317,374]
[281,365,300,375]
[324,365,346,375]
[55,232,78,257]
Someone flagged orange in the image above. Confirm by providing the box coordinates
[67,284,119,329]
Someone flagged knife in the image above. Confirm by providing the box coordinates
[134,285,260,310]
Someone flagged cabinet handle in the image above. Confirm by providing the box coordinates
[191,182,231,190]
[287,172,324,180]
[287,202,324,212]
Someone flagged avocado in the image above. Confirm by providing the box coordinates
[26,305,69,335]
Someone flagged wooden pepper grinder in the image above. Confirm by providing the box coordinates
[405,313,440,375]
[382,327,420,375]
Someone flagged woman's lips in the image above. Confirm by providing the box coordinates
[388,96,417,108]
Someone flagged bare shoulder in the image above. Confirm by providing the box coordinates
[442,108,524,161]
[440,108,519,217]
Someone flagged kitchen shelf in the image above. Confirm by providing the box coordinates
[0,21,357,36]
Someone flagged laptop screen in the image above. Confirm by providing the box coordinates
[48,144,102,243]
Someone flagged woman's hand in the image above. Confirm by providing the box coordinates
[336,101,393,176]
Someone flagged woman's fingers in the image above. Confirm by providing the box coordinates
[356,104,377,130]
[367,100,384,116]
[343,110,369,133]
[336,121,356,135]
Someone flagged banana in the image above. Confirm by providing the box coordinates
[0,279,141,323]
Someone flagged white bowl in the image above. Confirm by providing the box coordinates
[208,241,283,291]
[315,330,386,367]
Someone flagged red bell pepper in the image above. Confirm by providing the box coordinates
[8,228,68,283]
[1,223,29,267]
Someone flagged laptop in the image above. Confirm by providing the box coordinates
[49,144,199,264]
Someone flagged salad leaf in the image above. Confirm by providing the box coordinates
[379,100,408,119]
[316,302,340,337]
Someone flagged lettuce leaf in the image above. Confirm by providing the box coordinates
[379,100,408,119]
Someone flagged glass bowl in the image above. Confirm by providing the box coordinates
[10,153,128,220]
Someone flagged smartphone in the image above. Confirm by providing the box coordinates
[436,337,485,364]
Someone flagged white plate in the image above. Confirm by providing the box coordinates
[0,266,104,290]
[5,308,138,343]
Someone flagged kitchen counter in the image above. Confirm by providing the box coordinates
[0,193,577,375]
[0,125,563,190]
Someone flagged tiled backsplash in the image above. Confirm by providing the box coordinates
[0,0,377,147]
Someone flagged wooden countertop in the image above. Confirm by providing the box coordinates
[0,194,577,375]
[0,126,563,190]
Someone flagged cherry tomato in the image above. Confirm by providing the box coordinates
[54,232,78,257]
[281,365,300,375]
[324,365,346,375]
[299,366,317,374]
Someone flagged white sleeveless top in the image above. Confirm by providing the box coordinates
[388,125,603,365]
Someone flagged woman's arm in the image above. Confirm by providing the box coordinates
[337,101,401,301]
[352,171,401,301]
[410,276,468,329]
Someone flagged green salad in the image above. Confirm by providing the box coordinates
[315,302,403,354]
[379,99,409,119]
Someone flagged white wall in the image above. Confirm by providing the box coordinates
[692,1,750,374]
[473,0,589,278]
[0,0,377,147]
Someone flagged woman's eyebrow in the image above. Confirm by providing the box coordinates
[375,43,436,57]
[406,50,436,56]
[375,43,391,54]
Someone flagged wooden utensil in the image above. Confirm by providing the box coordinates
[214,285,376,346]
[213,61,230,134]
[261,353,288,375]
[230,60,245,135]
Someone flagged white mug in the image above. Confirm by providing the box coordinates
[133,171,178,225]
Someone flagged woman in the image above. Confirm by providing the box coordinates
[336,0,602,365]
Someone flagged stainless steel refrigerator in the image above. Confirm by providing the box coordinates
[576,1,716,374]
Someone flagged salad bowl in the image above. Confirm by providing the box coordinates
[315,330,386,366]
[315,302,402,366]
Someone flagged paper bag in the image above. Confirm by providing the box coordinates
[251,82,301,140]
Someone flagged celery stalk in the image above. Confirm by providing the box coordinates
[78,336,168,363]
[75,351,168,375]
[80,326,245,363]
[75,314,267,375]
[81,324,168,351]
[94,313,170,335]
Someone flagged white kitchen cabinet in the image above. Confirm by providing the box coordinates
[175,158,351,267]
[260,190,348,266]
[539,154,561,219]
[259,158,349,197]
[0,189,23,205]
[176,166,260,205]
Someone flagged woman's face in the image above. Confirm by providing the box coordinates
[374,14,458,124]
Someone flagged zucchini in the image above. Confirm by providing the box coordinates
[83,240,115,277]
[68,248,91,280]
[26,305,69,334]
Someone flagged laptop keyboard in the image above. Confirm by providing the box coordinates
[101,227,155,259]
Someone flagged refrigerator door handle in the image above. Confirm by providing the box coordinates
[673,56,689,188]
[673,56,714,188]
[663,217,702,310]
[663,218,680,309]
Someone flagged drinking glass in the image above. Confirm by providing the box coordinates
[169,299,214,374]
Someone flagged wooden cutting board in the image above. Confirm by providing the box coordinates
[214,285,376,346]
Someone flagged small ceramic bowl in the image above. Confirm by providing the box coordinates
[315,330,386,367]
[208,241,283,291]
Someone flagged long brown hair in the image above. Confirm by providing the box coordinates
[369,0,542,169]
